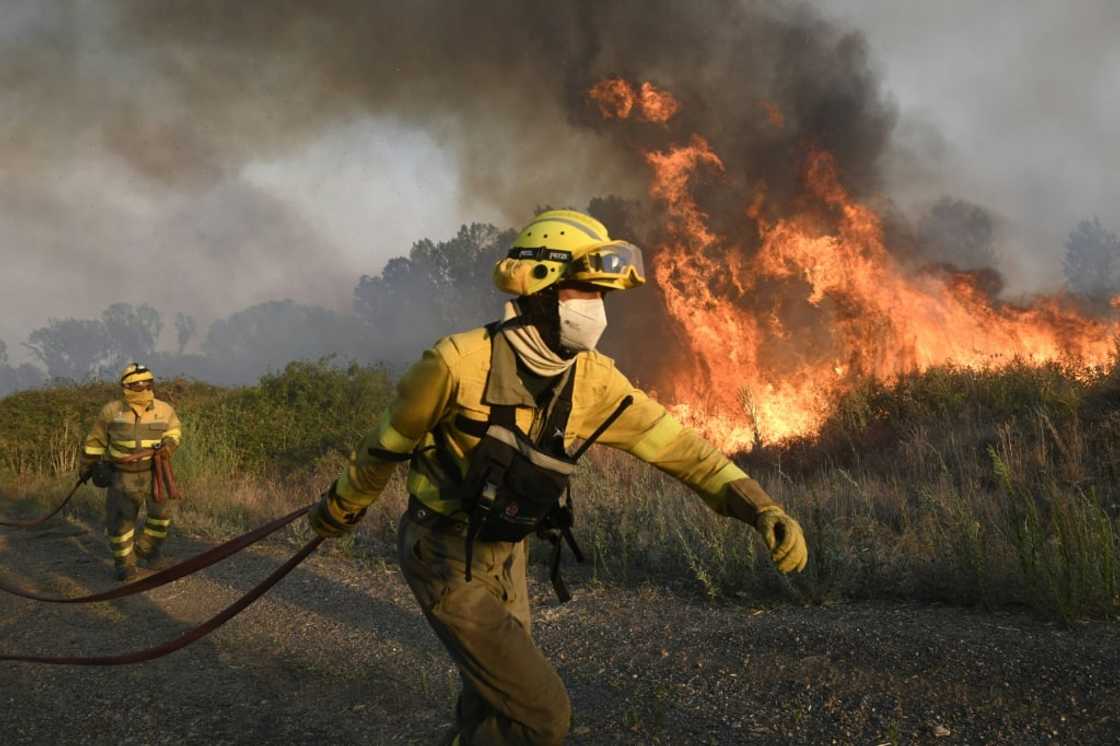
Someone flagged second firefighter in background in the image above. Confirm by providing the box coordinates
[80,363,182,581]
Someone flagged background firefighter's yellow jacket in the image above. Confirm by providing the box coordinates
[334,326,749,519]
[83,399,182,471]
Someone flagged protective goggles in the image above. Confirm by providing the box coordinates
[580,241,645,283]
[507,240,646,286]
[123,380,153,391]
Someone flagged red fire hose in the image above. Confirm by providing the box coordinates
[0,475,88,529]
[0,505,311,604]
[0,536,323,665]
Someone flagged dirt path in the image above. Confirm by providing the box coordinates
[1,515,1118,745]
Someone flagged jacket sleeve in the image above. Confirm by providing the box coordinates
[163,406,183,446]
[82,403,115,463]
[334,346,457,510]
[590,362,753,517]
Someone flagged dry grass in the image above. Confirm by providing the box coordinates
[2,361,1118,621]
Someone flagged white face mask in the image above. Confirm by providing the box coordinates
[558,297,608,352]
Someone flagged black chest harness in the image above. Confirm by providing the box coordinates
[459,388,631,602]
[420,335,633,603]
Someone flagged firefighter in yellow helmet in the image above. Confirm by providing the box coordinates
[80,363,182,581]
[308,209,808,745]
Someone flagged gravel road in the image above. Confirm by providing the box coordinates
[2,516,1118,745]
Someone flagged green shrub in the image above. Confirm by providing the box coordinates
[187,360,394,476]
[2,358,1118,621]
[0,360,393,482]
[0,380,225,478]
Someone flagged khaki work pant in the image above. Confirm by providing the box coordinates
[105,468,174,567]
[397,514,571,745]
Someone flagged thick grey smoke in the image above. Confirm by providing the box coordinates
[828,0,1120,291]
[0,0,894,355]
[1,0,1112,374]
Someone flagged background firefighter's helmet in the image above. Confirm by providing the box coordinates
[120,362,154,386]
[493,209,646,296]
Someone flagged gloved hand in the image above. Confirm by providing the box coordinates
[755,506,808,573]
[307,481,368,539]
[78,454,98,482]
[159,437,178,457]
[722,478,808,574]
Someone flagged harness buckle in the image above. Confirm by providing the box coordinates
[479,482,498,508]
[464,481,499,583]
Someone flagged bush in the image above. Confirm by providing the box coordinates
[0,380,226,478]
[2,358,1117,621]
[186,360,394,476]
[0,360,393,482]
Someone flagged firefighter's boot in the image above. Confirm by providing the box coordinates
[136,544,170,570]
[114,557,137,582]
[135,515,172,569]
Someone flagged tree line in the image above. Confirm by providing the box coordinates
[0,223,514,395]
[1,208,1117,398]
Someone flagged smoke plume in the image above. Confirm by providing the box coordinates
[7,0,1109,392]
[1,0,902,362]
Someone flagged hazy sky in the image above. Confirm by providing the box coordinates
[1,1,1116,363]
[828,0,1120,289]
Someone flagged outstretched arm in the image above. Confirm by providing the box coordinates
[590,363,808,573]
[309,348,456,537]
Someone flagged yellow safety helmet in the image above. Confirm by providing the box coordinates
[120,362,154,386]
[493,209,646,296]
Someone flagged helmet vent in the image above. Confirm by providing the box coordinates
[532,264,549,279]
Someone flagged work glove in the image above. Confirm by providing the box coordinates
[159,437,178,457]
[723,478,808,574]
[755,506,808,573]
[78,453,98,482]
[307,480,368,539]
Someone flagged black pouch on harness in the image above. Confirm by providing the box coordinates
[466,419,575,543]
[460,412,583,602]
[456,361,633,602]
[91,460,114,488]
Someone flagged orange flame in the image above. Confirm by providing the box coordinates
[588,78,635,119]
[593,79,1119,451]
[588,78,679,123]
[638,82,680,123]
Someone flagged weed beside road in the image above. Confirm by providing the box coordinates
[2,358,1117,621]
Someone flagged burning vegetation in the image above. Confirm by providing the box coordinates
[592,80,1120,451]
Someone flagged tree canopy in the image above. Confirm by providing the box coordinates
[353,222,514,358]
[23,303,163,381]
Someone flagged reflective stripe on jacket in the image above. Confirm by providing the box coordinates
[83,399,182,468]
[335,325,747,520]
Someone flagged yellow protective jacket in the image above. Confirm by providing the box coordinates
[335,325,750,520]
[82,399,182,473]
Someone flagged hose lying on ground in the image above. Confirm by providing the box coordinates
[0,505,311,603]
[0,536,323,665]
[0,475,88,529]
